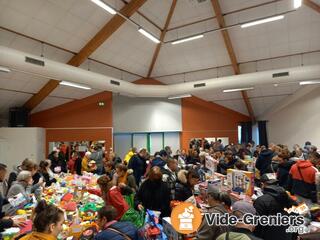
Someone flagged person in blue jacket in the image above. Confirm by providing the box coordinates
[151,150,168,168]
[94,205,139,240]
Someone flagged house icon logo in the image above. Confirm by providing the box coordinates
[171,202,202,234]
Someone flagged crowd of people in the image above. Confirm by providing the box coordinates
[0,139,319,240]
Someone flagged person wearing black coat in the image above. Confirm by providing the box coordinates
[277,160,295,190]
[253,174,297,240]
[174,169,200,201]
[255,148,275,176]
[217,150,238,175]
[128,149,147,184]
[39,160,57,187]
[135,166,171,219]
[48,150,67,173]
[185,149,199,165]
[276,150,295,190]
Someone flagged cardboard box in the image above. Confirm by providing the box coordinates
[227,169,254,196]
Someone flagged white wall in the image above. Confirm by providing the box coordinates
[113,96,182,133]
[0,127,45,172]
[266,87,320,148]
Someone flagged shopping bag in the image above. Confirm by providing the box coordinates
[124,193,135,209]
[121,207,145,228]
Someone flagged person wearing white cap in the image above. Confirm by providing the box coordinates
[81,151,97,173]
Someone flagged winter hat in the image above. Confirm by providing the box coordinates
[232,200,256,215]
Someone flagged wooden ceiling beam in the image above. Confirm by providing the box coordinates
[68,0,147,67]
[23,0,147,111]
[241,91,256,123]
[211,0,255,122]
[304,0,320,13]
[147,0,177,78]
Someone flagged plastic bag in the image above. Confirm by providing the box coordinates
[137,210,167,240]
[121,207,145,228]
[124,193,135,209]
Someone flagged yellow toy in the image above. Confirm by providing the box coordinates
[16,209,26,215]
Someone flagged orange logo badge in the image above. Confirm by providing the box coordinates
[171,202,202,234]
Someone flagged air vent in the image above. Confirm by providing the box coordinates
[272,72,289,78]
[25,56,45,66]
[194,83,206,88]
[110,80,120,86]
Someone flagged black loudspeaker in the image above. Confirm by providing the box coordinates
[9,107,29,127]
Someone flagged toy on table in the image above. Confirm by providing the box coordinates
[16,209,26,215]
[61,193,74,202]
[79,203,100,221]
[62,202,77,212]
[1,227,20,240]
[227,169,254,196]
[19,219,32,235]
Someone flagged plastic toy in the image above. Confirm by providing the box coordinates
[2,227,20,240]
[61,193,74,202]
[63,202,77,212]
[80,203,99,221]
[47,188,55,195]
[16,209,26,215]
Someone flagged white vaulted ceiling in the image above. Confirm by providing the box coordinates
[0,0,320,122]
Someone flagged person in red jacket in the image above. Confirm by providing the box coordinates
[288,158,319,202]
[89,175,129,220]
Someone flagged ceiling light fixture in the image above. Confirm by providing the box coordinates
[138,28,160,43]
[241,15,284,28]
[0,66,11,73]
[299,80,320,85]
[171,34,204,45]
[223,87,254,93]
[91,0,117,15]
[168,94,192,99]
[60,81,91,90]
[293,0,302,9]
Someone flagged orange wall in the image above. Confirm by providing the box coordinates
[30,91,113,154]
[30,79,250,154]
[181,96,250,150]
